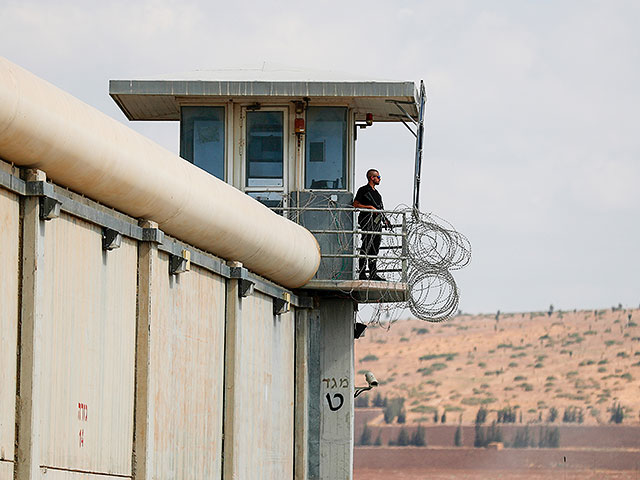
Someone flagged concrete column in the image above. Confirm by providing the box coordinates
[222,265,242,480]
[133,219,159,480]
[307,298,355,480]
[294,308,309,480]
[15,169,47,480]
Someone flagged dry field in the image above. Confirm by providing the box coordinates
[355,469,640,480]
[355,308,640,425]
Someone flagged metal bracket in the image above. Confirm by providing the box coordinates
[239,279,255,297]
[354,385,373,398]
[39,196,61,220]
[102,228,122,250]
[169,249,191,275]
[229,266,255,297]
[273,292,291,315]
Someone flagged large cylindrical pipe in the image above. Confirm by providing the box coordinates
[0,57,320,288]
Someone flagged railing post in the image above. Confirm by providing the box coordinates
[352,208,358,280]
[401,212,408,283]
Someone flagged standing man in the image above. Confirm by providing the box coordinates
[353,169,390,281]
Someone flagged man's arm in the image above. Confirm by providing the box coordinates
[353,199,376,210]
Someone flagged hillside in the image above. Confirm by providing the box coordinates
[354,308,640,426]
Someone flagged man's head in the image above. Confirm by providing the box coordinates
[366,169,381,187]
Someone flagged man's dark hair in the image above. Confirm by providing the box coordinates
[366,169,379,179]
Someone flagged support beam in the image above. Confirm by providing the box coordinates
[133,219,159,480]
[15,169,47,480]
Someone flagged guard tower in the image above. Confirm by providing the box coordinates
[109,66,425,479]
[110,65,424,303]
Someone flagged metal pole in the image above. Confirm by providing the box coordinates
[412,80,426,215]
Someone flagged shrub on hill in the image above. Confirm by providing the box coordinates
[496,406,517,423]
[562,406,584,423]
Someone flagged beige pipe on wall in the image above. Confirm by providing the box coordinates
[0,57,320,288]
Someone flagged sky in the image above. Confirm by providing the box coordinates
[2,0,638,314]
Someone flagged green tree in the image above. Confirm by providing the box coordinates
[538,426,560,448]
[410,424,426,446]
[359,424,372,446]
[547,407,558,423]
[383,397,405,424]
[473,425,485,447]
[485,421,503,444]
[609,402,625,424]
[454,425,463,447]
[512,425,533,448]
[433,410,439,423]
[441,412,447,424]
[397,408,406,424]
[374,431,382,446]
[372,392,384,408]
[355,394,369,408]
[475,406,488,425]
[396,427,410,446]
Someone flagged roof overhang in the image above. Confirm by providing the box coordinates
[109,79,419,122]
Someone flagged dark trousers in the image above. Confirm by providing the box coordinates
[358,220,382,276]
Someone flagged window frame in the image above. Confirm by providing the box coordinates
[303,105,351,192]
[179,105,227,181]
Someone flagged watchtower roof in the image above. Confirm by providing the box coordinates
[109,63,418,122]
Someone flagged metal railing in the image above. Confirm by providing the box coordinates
[272,205,408,283]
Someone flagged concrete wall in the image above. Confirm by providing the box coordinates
[1,162,337,480]
[0,163,19,480]
[0,161,358,480]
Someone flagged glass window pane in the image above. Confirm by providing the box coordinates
[246,111,284,187]
[305,107,347,189]
[180,106,225,180]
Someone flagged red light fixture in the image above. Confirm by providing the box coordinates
[295,117,305,134]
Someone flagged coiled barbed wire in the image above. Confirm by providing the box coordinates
[281,192,471,324]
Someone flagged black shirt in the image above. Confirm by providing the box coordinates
[354,184,384,227]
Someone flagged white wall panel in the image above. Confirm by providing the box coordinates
[227,291,295,479]
[0,460,13,480]
[38,213,137,475]
[146,252,226,479]
[0,181,19,472]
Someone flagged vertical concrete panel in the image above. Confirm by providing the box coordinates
[225,290,295,479]
[308,298,355,480]
[38,213,137,475]
[0,462,14,480]
[0,185,19,473]
[145,252,225,479]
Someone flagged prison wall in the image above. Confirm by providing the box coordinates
[0,161,315,480]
